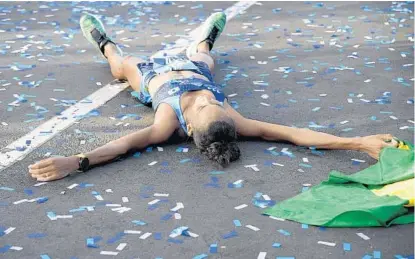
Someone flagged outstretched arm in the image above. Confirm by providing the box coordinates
[225,103,397,159]
[29,105,179,181]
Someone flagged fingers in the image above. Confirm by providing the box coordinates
[36,173,67,182]
[379,134,394,142]
[29,159,52,170]
[29,165,55,176]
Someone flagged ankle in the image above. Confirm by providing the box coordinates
[104,42,117,57]
[197,41,211,54]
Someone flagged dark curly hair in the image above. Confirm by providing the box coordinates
[193,120,241,166]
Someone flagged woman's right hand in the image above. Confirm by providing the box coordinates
[28,156,79,181]
[358,134,398,160]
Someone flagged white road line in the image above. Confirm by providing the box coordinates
[0,1,257,171]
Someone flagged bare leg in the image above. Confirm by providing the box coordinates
[189,41,215,73]
[104,43,144,92]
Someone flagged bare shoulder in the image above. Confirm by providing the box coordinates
[154,103,180,129]
[154,103,187,139]
[224,100,262,137]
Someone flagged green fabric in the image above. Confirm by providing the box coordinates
[263,143,414,227]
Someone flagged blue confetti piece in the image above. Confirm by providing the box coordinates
[301,224,309,229]
[41,255,51,259]
[233,220,241,227]
[272,242,282,248]
[209,171,225,175]
[343,243,351,251]
[0,187,14,191]
[28,233,47,239]
[373,251,381,259]
[132,220,147,226]
[161,213,173,221]
[278,229,291,236]
[362,255,372,259]
[210,244,218,253]
[154,232,162,240]
[36,197,48,204]
[86,238,98,248]
[106,232,125,244]
[167,238,184,244]
[133,152,141,158]
[276,257,295,259]
[222,230,238,239]
[180,158,191,163]
[193,254,208,259]
[0,245,11,254]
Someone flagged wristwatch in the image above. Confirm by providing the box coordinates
[75,154,90,172]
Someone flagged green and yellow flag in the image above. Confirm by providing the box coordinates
[263,141,414,227]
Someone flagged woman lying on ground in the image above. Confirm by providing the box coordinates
[28,12,398,181]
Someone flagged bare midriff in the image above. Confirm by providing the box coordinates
[147,70,210,97]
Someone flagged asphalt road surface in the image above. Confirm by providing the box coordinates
[0,1,414,259]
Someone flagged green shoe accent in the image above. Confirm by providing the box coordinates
[80,13,122,59]
[186,12,227,58]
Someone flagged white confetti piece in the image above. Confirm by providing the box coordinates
[250,56,255,60]
[148,199,160,205]
[400,126,409,130]
[96,82,102,86]
[106,204,121,207]
[233,180,243,185]
[116,243,127,251]
[55,215,73,219]
[234,204,248,210]
[269,216,285,221]
[4,227,15,235]
[112,207,131,213]
[154,193,169,197]
[390,116,398,120]
[260,102,270,107]
[44,152,52,157]
[303,183,312,187]
[228,93,238,97]
[100,251,119,256]
[351,159,365,163]
[80,140,86,145]
[302,158,309,163]
[272,162,284,167]
[267,146,276,151]
[157,147,163,151]
[186,231,199,238]
[320,93,327,97]
[124,230,141,234]
[357,94,364,98]
[262,195,271,201]
[95,195,103,201]
[364,79,372,83]
[122,197,129,203]
[257,252,267,259]
[67,184,78,189]
[13,199,28,205]
[1,122,8,126]
[105,189,113,193]
[246,225,260,231]
[170,202,184,212]
[357,232,370,240]
[148,161,158,166]
[340,120,349,124]
[347,98,353,103]
[261,94,269,99]
[174,213,181,219]
[9,246,23,251]
[318,241,336,247]
[182,148,189,153]
[139,232,152,240]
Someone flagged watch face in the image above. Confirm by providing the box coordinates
[80,157,89,171]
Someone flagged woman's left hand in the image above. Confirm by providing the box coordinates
[358,134,398,160]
